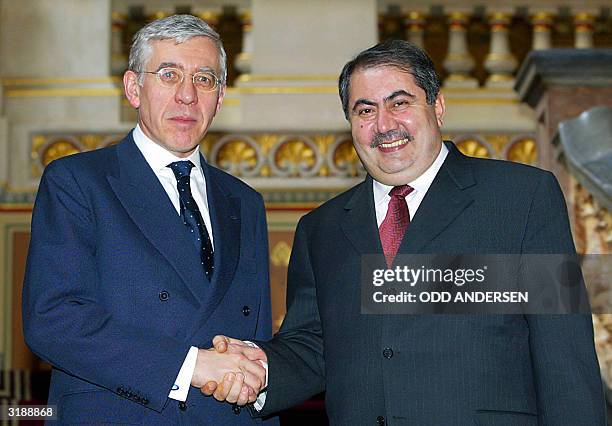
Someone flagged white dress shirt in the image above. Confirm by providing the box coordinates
[132,124,211,402]
[373,143,448,227]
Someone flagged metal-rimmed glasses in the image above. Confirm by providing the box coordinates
[139,67,222,92]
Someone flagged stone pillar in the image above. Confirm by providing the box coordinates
[484,11,517,88]
[233,0,378,131]
[0,0,119,190]
[443,10,477,88]
[403,10,426,48]
[530,10,554,50]
[111,11,127,75]
[1,0,111,78]
[251,0,376,76]
[573,12,596,49]
[196,10,221,32]
[235,10,253,75]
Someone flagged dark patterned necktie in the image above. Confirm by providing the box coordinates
[167,161,214,280]
[379,185,414,268]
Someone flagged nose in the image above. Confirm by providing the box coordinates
[375,108,398,134]
[175,77,198,105]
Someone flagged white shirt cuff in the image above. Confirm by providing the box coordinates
[244,340,267,411]
[168,346,198,401]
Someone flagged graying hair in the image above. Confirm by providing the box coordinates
[128,14,227,87]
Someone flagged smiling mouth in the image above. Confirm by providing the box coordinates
[379,138,410,149]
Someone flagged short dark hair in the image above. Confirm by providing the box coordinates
[338,39,441,120]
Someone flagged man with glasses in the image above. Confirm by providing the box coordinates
[23,14,274,425]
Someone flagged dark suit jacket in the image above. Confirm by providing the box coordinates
[257,142,605,425]
[23,133,278,425]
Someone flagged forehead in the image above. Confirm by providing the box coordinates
[147,36,220,71]
[349,66,423,100]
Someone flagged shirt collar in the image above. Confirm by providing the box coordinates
[373,142,449,205]
[132,123,202,174]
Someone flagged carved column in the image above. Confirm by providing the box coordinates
[484,11,517,88]
[111,11,127,75]
[443,11,477,88]
[530,11,554,50]
[147,10,171,23]
[235,11,253,75]
[573,12,596,49]
[196,10,220,32]
[403,10,426,48]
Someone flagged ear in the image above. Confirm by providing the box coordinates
[434,93,446,127]
[123,70,141,109]
[214,84,226,115]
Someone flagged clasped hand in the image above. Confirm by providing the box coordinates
[192,335,268,406]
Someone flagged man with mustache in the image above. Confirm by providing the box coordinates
[23,14,276,425]
[204,40,605,425]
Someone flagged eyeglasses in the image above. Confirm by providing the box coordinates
[139,67,222,92]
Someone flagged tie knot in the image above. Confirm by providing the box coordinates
[168,161,195,179]
[389,185,413,199]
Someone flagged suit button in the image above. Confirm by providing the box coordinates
[242,305,251,316]
[142,398,149,405]
[232,405,241,414]
[376,415,385,425]
[159,291,169,301]
[382,348,393,359]
[178,401,187,411]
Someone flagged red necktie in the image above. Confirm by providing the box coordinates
[379,185,414,268]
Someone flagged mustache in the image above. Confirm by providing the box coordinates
[370,130,414,148]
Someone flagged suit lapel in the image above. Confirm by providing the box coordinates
[107,135,208,305]
[398,141,475,254]
[196,157,241,323]
[341,175,384,257]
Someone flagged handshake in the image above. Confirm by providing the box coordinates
[191,335,268,406]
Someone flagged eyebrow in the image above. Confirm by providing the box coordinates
[383,90,416,103]
[155,63,218,75]
[197,66,217,75]
[351,90,417,113]
[155,62,178,71]
[351,98,377,113]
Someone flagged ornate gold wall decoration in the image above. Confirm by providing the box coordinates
[506,137,537,164]
[483,135,511,156]
[211,136,262,177]
[31,134,125,177]
[455,138,490,158]
[29,132,536,180]
[269,137,321,177]
[328,137,363,177]
[40,140,81,167]
[270,241,292,267]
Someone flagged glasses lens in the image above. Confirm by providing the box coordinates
[157,68,182,86]
[193,72,218,91]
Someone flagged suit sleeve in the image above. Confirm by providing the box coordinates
[255,217,326,416]
[523,171,606,425]
[22,160,190,412]
[254,194,273,341]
